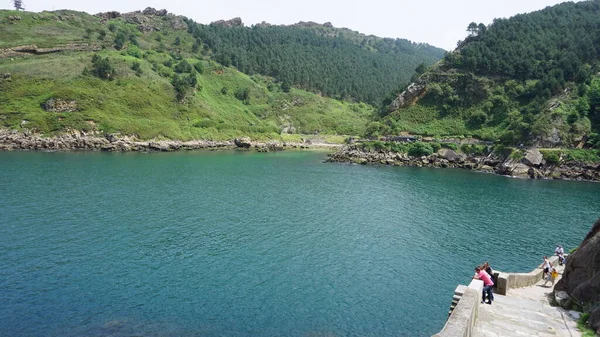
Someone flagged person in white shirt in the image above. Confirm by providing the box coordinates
[542,256,552,278]
[555,245,565,265]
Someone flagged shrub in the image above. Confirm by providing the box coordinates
[97,29,106,41]
[389,142,409,153]
[193,62,204,74]
[156,65,173,78]
[565,149,600,163]
[131,61,143,76]
[234,88,250,102]
[540,150,561,164]
[429,142,441,153]
[461,144,487,156]
[509,149,524,161]
[127,45,143,59]
[408,142,434,157]
[221,87,229,95]
[361,141,389,152]
[364,121,390,137]
[441,142,458,151]
[163,58,174,68]
[193,118,217,128]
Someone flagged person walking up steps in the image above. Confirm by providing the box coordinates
[474,266,494,304]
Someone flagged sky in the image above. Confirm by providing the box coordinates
[2,0,584,50]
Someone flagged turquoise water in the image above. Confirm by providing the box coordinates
[0,151,598,337]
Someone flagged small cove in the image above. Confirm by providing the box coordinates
[0,150,598,336]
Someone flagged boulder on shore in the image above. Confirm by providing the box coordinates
[522,148,545,167]
[437,148,463,163]
[234,137,252,148]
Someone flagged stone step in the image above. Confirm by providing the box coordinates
[475,293,579,337]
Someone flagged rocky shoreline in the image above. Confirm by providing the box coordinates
[326,144,600,182]
[0,129,341,153]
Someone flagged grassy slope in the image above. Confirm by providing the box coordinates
[381,65,598,143]
[0,10,373,141]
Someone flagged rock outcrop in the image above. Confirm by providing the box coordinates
[234,137,252,148]
[327,145,600,182]
[42,99,77,112]
[554,218,600,334]
[389,80,427,110]
[211,17,243,27]
[0,44,101,59]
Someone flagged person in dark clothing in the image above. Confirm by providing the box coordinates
[474,266,494,304]
[483,262,495,285]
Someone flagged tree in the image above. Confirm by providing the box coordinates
[174,59,193,73]
[467,22,479,36]
[234,87,250,103]
[89,54,115,80]
[97,29,107,41]
[192,40,200,53]
[114,32,126,50]
[12,0,24,11]
[171,73,197,101]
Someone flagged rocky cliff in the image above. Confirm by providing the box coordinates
[554,219,600,333]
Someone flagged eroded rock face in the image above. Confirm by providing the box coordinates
[389,81,427,111]
[554,218,600,333]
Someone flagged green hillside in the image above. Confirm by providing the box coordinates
[0,9,380,140]
[376,0,600,149]
[189,19,445,104]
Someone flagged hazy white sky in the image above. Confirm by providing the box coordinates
[2,0,583,50]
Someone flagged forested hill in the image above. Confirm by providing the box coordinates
[378,0,600,149]
[187,19,445,104]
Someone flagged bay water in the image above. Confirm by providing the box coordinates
[1,151,598,336]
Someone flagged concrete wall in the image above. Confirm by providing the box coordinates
[495,255,560,295]
[433,280,483,337]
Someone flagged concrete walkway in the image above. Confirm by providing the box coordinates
[473,265,582,337]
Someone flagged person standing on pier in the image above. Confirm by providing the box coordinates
[474,266,494,304]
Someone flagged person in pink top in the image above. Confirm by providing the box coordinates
[474,266,494,304]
